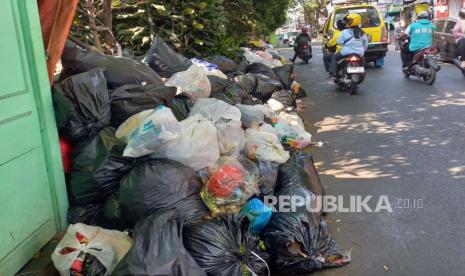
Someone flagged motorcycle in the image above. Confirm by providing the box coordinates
[334,54,366,94]
[452,58,465,77]
[295,42,313,64]
[403,46,440,85]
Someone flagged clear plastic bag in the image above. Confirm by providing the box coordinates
[165,64,211,101]
[189,99,245,156]
[191,58,228,79]
[245,123,290,164]
[200,156,259,216]
[272,117,312,149]
[52,223,133,276]
[154,114,220,171]
[116,106,181,158]
[236,104,265,128]
[278,111,305,130]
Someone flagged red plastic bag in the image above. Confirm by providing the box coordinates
[59,135,72,173]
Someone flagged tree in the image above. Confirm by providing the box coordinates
[294,0,329,27]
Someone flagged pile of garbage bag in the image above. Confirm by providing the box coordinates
[51,36,348,275]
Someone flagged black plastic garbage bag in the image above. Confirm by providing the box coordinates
[67,203,103,225]
[169,94,194,121]
[261,183,348,274]
[183,215,270,276]
[119,159,204,226]
[54,68,111,142]
[236,56,249,73]
[113,210,206,276]
[145,35,193,78]
[277,151,325,197]
[208,75,229,95]
[272,64,293,90]
[253,74,283,102]
[97,195,130,231]
[270,90,295,108]
[234,74,257,95]
[205,55,238,73]
[246,63,279,80]
[257,161,279,196]
[68,128,136,206]
[52,87,73,129]
[60,41,164,88]
[110,84,177,127]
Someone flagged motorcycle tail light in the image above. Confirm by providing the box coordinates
[381,27,388,42]
[347,56,360,62]
[303,45,308,48]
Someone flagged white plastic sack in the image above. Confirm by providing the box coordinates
[267,98,286,112]
[236,104,265,128]
[165,64,211,101]
[245,123,289,164]
[116,106,181,157]
[52,223,133,276]
[154,114,220,171]
[243,49,277,68]
[273,118,312,149]
[189,98,245,156]
[278,111,305,130]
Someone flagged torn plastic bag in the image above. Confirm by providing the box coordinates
[272,117,312,150]
[191,58,228,79]
[67,203,103,226]
[256,161,279,196]
[278,111,305,130]
[153,115,220,171]
[169,94,194,121]
[246,63,279,80]
[262,183,348,274]
[52,223,133,276]
[200,156,259,216]
[115,106,181,158]
[68,128,136,206]
[54,68,111,142]
[97,195,130,231]
[277,151,325,197]
[205,55,238,73]
[110,84,177,127]
[270,90,295,108]
[145,35,192,78]
[165,64,211,101]
[113,210,207,276]
[236,104,265,128]
[119,159,204,226]
[272,65,293,90]
[183,214,270,276]
[189,98,245,156]
[253,74,283,102]
[61,41,164,88]
[240,198,272,235]
[244,123,290,164]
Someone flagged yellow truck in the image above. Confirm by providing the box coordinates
[322,3,389,67]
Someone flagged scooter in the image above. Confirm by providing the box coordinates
[403,46,440,85]
[293,42,313,64]
[334,54,366,94]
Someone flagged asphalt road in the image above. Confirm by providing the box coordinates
[278,44,465,275]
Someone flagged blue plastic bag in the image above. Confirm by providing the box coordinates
[240,198,272,234]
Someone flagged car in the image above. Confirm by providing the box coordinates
[433,17,458,62]
[322,3,389,67]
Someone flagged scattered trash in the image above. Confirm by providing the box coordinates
[52,223,133,276]
[183,215,271,276]
[116,106,181,158]
[384,265,390,271]
[145,35,192,78]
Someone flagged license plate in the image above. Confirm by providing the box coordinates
[347,67,365,73]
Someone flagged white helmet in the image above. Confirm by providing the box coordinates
[418,11,429,19]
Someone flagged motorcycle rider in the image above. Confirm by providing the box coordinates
[290,25,312,63]
[401,11,436,71]
[453,9,465,67]
[323,13,368,77]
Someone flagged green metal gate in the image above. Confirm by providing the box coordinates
[0,0,68,275]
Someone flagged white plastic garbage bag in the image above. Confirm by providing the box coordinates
[189,98,245,156]
[154,114,220,171]
[116,106,181,157]
[242,49,278,68]
[165,64,211,101]
[52,223,133,276]
[278,111,305,130]
[191,58,228,79]
[236,104,265,128]
[245,123,289,164]
[267,98,286,112]
[272,117,312,149]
